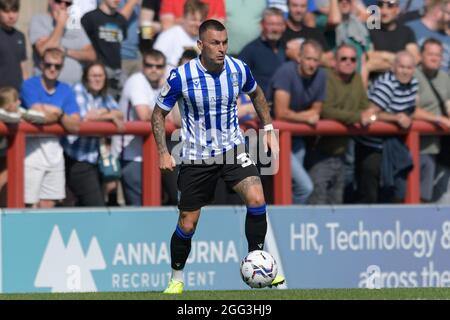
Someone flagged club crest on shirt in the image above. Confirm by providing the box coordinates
[230,73,239,87]
[160,81,171,97]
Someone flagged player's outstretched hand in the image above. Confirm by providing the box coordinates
[159,152,176,171]
[264,130,279,160]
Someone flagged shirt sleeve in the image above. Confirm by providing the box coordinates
[73,83,88,116]
[317,69,327,102]
[29,15,51,45]
[63,86,80,115]
[129,76,154,107]
[19,32,27,61]
[106,95,119,110]
[270,63,291,93]
[156,69,183,111]
[80,12,94,41]
[20,80,39,109]
[241,62,257,94]
[369,78,393,111]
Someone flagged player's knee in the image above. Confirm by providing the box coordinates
[247,194,266,208]
[179,220,197,234]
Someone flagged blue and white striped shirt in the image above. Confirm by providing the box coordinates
[156,55,257,160]
[357,71,418,149]
[62,82,119,163]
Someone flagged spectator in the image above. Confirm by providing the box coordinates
[354,51,418,203]
[160,0,225,31]
[281,0,334,66]
[239,7,286,94]
[397,0,428,24]
[367,0,420,78]
[225,0,266,56]
[0,87,21,206]
[154,0,208,74]
[335,0,371,84]
[268,39,326,204]
[308,44,375,204]
[307,0,342,49]
[270,0,318,26]
[112,49,167,206]
[412,38,450,202]
[120,0,146,79]
[0,0,27,91]
[70,0,97,28]
[406,0,450,72]
[61,61,124,206]
[81,0,129,98]
[139,0,162,52]
[20,48,81,208]
[30,0,96,85]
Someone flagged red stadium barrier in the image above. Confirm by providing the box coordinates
[272,120,447,205]
[1,120,448,208]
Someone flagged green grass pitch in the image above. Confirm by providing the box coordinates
[1,288,449,300]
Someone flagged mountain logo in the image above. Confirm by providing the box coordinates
[34,225,106,292]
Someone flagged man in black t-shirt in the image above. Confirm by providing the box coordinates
[82,0,128,97]
[280,0,334,67]
[0,0,27,91]
[367,0,420,79]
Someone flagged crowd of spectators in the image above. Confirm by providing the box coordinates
[0,0,449,207]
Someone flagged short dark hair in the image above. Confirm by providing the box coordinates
[0,0,19,11]
[82,61,109,98]
[142,48,166,65]
[199,19,226,40]
[178,49,199,65]
[421,37,443,53]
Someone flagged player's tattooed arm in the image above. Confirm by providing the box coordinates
[248,85,273,126]
[152,106,176,171]
[151,105,170,154]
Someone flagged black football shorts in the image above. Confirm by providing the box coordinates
[177,144,260,211]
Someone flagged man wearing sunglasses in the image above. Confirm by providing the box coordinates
[367,0,420,80]
[30,0,96,85]
[112,49,167,206]
[308,44,376,205]
[20,48,81,208]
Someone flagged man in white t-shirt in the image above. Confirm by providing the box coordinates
[20,48,81,208]
[153,0,208,75]
[112,49,167,205]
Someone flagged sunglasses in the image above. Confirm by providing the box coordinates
[377,1,399,8]
[339,56,357,63]
[43,62,63,70]
[144,63,165,69]
[54,0,73,6]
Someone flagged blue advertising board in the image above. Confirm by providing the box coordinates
[1,205,450,293]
